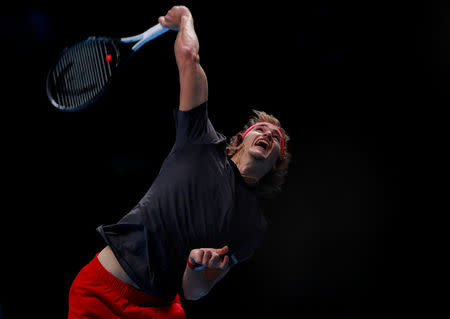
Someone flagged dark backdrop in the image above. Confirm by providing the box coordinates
[0,0,436,318]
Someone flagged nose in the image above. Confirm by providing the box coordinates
[263,130,273,141]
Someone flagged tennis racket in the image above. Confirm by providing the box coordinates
[46,23,169,112]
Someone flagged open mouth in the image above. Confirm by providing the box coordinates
[254,138,270,152]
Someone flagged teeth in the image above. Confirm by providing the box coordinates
[256,139,269,150]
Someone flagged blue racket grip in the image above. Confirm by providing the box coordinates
[121,23,169,51]
[193,265,206,271]
[132,24,169,51]
[191,254,238,271]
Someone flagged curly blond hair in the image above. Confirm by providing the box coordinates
[226,110,291,198]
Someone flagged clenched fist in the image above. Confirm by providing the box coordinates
[158,6,192,31]
[188,246,229,270]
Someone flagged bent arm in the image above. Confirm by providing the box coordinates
[182,246,230,300]
[159,6,208,111]
[182,264,230,300]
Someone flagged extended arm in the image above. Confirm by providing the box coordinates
[159,6,208,111]
[182,246,230,301]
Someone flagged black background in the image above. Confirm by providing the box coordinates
[0,0,438,318]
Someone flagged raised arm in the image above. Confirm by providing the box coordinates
[159,6,208,111]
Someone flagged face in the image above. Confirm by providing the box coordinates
[241,124,282,172]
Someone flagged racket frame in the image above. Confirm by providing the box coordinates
[46,23,169,112]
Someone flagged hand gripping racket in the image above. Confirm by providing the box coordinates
[46,23,169,112]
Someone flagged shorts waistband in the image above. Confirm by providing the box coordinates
[91,253,173,306]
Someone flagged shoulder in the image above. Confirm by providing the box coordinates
[173,101,227,147]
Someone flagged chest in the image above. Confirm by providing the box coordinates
[156,144,262,241]
[164,144,233,200]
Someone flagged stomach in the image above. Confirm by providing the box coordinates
[97,245,141,290]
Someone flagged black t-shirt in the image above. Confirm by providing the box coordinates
[96,102,267,300]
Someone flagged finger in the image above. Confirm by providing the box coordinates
[202,250,212,265]
[191,249,204,265]
[158,16,167,26]
[219,255,229,269]
[214,245,229,256]
[208,253,220,268]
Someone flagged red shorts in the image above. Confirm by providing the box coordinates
[68,253,185,319]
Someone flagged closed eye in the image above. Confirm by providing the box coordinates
[271,131,281,142]
[253,126,282,143]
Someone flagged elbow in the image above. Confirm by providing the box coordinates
[183,287,210,301]
[184,294,202,301]
[176,45,200,68]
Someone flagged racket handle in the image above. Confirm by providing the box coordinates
[191,254,238,271]
[193,265,206,271]
[132,23,169,51]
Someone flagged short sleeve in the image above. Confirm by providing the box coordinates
[172,102,226,149]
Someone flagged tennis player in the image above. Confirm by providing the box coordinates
[68,5,291,319]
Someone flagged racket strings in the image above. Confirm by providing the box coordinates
[48,39,117,110]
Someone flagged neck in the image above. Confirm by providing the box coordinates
[231,150,264,185]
